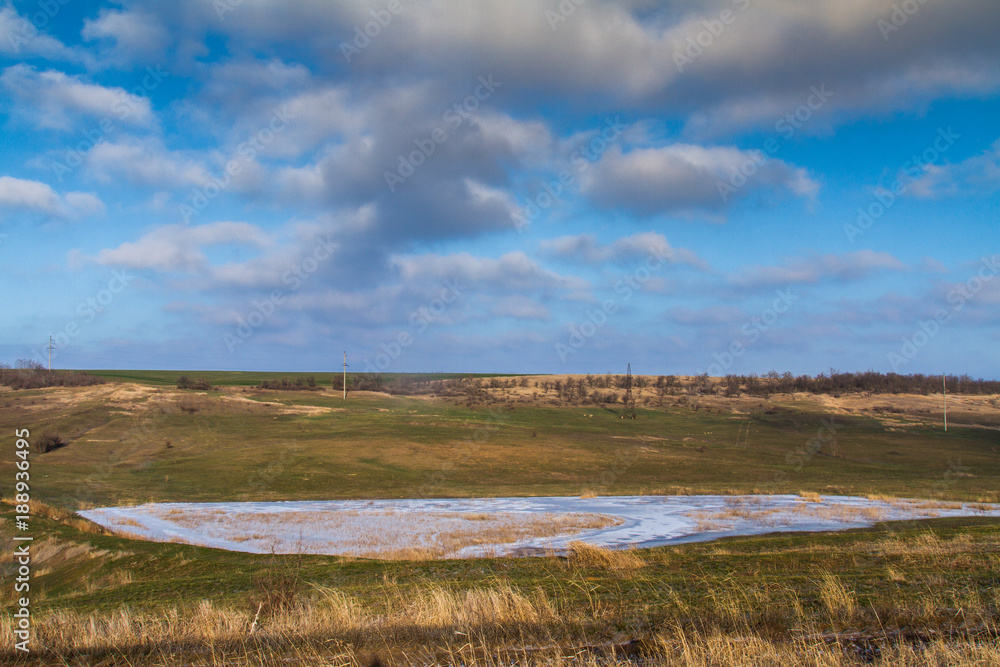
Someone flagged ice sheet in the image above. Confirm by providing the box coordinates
[79,495,1000,558]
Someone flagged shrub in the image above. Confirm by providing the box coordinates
[0,363,103,390]
[35,432,67,453]
[177,376,212,390]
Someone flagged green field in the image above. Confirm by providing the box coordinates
[5,374,998,507]
[2,373,999,665]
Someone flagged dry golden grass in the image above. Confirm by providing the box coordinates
[4,569,999,665]
[869,531,979,558]
[818,574,857,622]
[566,541,645,570]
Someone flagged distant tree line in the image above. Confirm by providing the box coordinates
[352,370,999,407]
[257,376,319,391]
[0,360,104,390]
[718,371,1000,397]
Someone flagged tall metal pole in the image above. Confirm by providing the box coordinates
[943,374,947,432]
[343,351,348,400]
[47,336,54,370]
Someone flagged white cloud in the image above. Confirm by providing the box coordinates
[0,6,78,61]
[540,231,706,268]
[0,176,104,218]
[90,222,270,272]
[82,9,170,64]
[86,140,210,188]
[62,191,106,216]
[581,144,817,217]
[393,250,588,293]
[907,139,1000,198]
[0,65,154,130]
[491,295,550,320]
[731,250,907,288]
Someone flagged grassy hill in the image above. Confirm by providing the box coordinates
[2,372,998,665]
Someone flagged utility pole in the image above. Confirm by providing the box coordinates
[943,373,947,432]
[47,336,55,371]
[622,363,637,419]
[343,351,348,400]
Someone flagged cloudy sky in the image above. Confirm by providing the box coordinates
[1,0,997,376]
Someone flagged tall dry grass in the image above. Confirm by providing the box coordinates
[5,581,564,660]
[7,569,998,666]
[565,542,645,570]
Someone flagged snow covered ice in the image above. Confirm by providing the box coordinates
[80,495,1000,559]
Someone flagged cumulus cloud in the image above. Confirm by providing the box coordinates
[0,176,104,219]
[539,231,706,268]
[731,250,907,288]
[138,0,1000,130]
[0,65,154,129]
[82,8,171,64]
[665,0,1000,135]
[90,222,270,272]
[393,251,588,293]
[85,140,210,188]
[0,6,79,61]
[490,295,550,320]
[907,139,1000,198]
[581,144,817,217]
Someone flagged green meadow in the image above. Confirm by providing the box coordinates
[2,372,999,665]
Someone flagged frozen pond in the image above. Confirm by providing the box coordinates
[79,495,1000,559]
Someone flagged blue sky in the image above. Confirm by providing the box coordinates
[1,0,997,376]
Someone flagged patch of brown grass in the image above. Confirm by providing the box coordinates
[566,541,644,570]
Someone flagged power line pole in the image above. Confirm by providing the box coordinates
[47,336,55,371]
[343,351,348,400]
[622,363,636,419]
[943,373,947,432]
